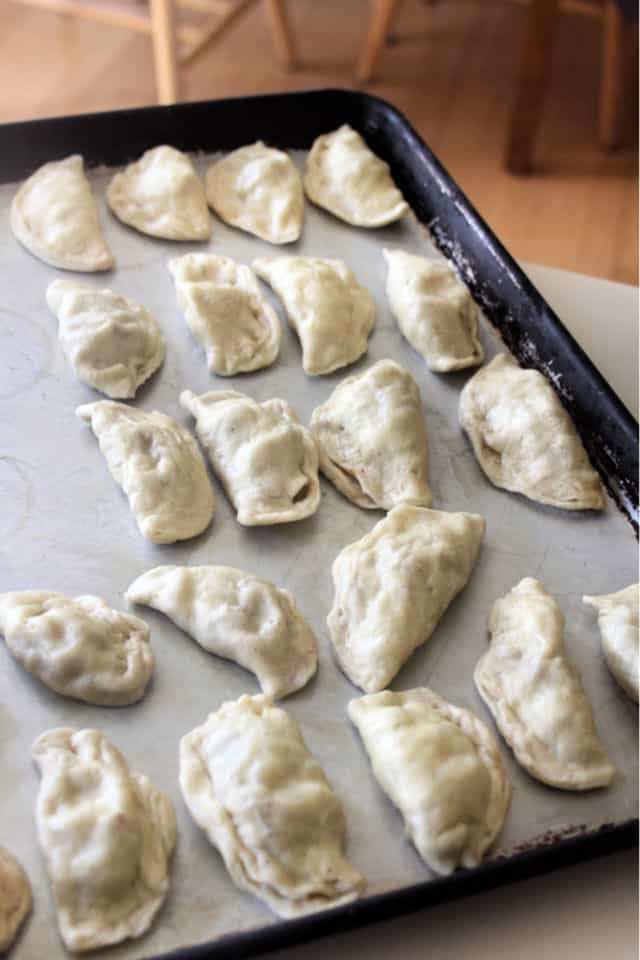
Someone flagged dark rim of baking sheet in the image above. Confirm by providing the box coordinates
[2,89,638,957]
[154,820,638,960]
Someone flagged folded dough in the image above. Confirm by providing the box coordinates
[0,590,153,706]
[252,256,375,375]
[107,145,211,241]
[310,359,432,510]
[459,353,604,510]
[47,278,165,398]
[180,389,319,525]
[0,847,31,952]
[32,728,176,953]
[179,694,365,917]
[383,249,483,372]
[10,154,114,272]
[168,253,280,375]
[583,584,639,702]
[348,688,511,875]
[475,578,616,790]
[127,565,317,699]
[77,400,215,543]
[303,124,408,227]
[205,142,303,244]
[328,505,485,693]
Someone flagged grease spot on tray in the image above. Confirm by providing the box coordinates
[0,456,35,538]
[0,309,52,397]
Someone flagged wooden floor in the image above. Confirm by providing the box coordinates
[1,0,637,283]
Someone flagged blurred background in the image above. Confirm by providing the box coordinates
[2,0,637,284]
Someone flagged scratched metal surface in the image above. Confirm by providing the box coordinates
[0,153,637,960]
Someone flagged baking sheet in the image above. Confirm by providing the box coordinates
[0,152,637,960]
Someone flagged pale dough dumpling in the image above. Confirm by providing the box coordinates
[252,256,375,375]
[77,401,215,543]
[383,249,483,372]
[180,389,319,525]
[47,278,165,398]
[32,727,176,953]
[0,590,153,706]
[303,124,408,227]
[10,154,114,271]
[205,142,303,244]
[348,688,511,875]
[459,353,604,510]
[107,145,211,241]
[0,847,31,952]
[310,359,432,510]
[583,584,639,702]
[328,505,485,693]
[127,565,317,699]
[475,578,616,790]
[168,253,280,375]
[179,695,365,917]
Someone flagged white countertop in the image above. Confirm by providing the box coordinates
[261,264,639,960]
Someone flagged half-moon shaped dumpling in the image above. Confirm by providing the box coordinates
[180,389,319,525]
[0,590,153,706]
[475,578,616,790]
[0,847,31,952]
[348,688,511,875]
[11,155,114,272]
[583,584,639,702]
[205,142,303,244]
[107,145,211,241]
[253,256,375,375]
[310,359,432,510]
[459,353,604,510]
[127,565,317,699]
[47,278,165,398]
[77,400,215,543]
[328,505,485,693]
[32,727,176,953]
[168,253,280,375]
[303,124,408,227]
[179,695,365,917]
[383,249,483,372]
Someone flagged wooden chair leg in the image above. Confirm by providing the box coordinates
[356,0,404,83]
[149,0,179,104]
[264,0,297,69]
[504,0,561,174]
[599,0,625,148]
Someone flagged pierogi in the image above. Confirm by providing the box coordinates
[310,359,432,510]
[205,141,303,243]
[328,505,485,692]
[0,847,31,952]
[303,124,408,227]
[47,278,165,398]
[459,353,604,510]
[179,695,365,917]
[77,401,215,543]
[383,249,483,371]
[583,584,639,702]
[0,590,153,705]
[11,154,114,271]
[252,255,375,375]
[32,728,176,953]
[475,578,616,790]
[168,253,280,375]
[127,565,317,699]
[107,145,211,241]
[348,688,511,875]
[180,389,319,525]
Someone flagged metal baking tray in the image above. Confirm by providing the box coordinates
[0,89,637,960]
